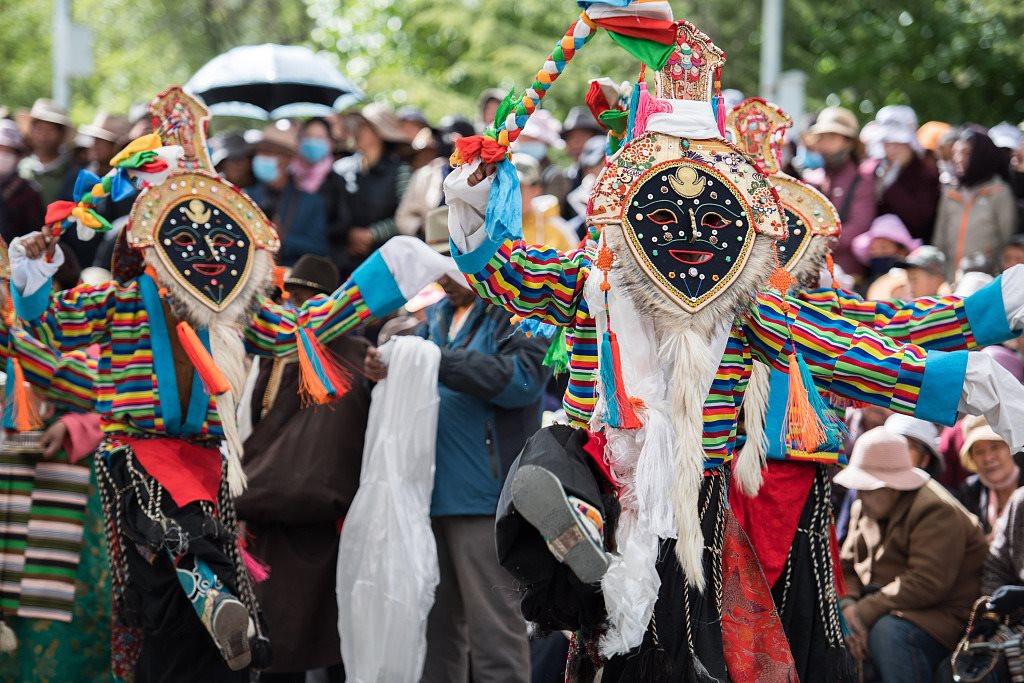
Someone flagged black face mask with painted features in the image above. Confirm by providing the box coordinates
[156,198,253,308]
[623,164,755,307]
[776,208,812,269]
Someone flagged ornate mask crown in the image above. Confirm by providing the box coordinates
[128,87,279,312]
[588,22,786,314]
[727,97,840,272]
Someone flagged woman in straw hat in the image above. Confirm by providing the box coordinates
[958,414,1024,536]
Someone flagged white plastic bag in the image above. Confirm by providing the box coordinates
[337,336,441,683]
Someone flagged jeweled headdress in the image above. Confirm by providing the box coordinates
[727,97,840,280]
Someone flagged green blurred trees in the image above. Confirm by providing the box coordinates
[1,0,1022,127]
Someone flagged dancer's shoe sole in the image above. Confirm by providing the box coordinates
[211,597,252,671]
[511,465,610,584]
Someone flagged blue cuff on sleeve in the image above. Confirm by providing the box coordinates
[450,231,505,277]
[964,274,1016,346]
[351,251,405,317]
[764,367,790,460]
[12,281,52,320]
[915,349,969,425]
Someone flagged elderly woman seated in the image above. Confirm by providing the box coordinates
[838,427,988,682]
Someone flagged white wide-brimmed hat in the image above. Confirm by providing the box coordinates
[834,426,930,491]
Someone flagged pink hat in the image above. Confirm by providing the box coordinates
[833,426,930,491]
[851,214,923,266]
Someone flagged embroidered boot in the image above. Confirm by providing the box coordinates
[175,556,253,671]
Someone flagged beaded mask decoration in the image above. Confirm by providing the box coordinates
[588,21,786,314]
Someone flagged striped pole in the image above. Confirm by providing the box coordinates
[496,12,598,146]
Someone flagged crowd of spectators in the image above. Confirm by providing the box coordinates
[4,88,1024,682]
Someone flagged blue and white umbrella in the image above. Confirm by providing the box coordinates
[185,44,363,120]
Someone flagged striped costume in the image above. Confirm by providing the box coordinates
[452,236,974,470]
[731,277,1019,681]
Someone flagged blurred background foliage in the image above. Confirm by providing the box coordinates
[1,0,1022,127]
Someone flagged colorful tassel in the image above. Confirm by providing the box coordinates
[175,322,231,396]
[713,66,726,136]
[600,330,642,430]
[542,327,569,375]
[239,544,270,583]
[272,266,290,301]
[10,359,43,432]
[784,351,826,452]
[294,324,352,406]
[825,252,838,290]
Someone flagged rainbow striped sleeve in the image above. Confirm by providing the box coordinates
[450,235,592,326]
[800,276,1016,351]
[244,283,370,356]
[746,290,966,425]
[8,328,96,413]
[15,281,118,352]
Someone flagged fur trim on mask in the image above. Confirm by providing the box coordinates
[789,236,831,289]
[735,360,770,496]
[143,249,274,333]
[604,224,776,588]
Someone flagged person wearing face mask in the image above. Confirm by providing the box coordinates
[957,415,1024,537]
[837,427,987,682]
[851,213,921,285]
[804,107,878,280]
[933,127,1018,282]
[871,106,941,243]
[330,104,413,278]
[0,119,43,242]
[246,124,329,267]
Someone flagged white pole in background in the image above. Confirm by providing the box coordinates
[759,0,783,101]
[52,0,70,108]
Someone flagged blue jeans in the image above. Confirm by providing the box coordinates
[868,614,950,682]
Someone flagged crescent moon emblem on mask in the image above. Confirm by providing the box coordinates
[668,166,706,198]
[184,199,212,225]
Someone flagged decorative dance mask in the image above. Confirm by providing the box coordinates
[588,22,786,314]
[128,88,279,313]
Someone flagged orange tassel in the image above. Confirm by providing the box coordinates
[824,252,837,290]
[175,322,231,396]
[145,265,168,297]
[10,359,42,432]
[785,352,825,452]
[272,266,290,301]
[295,327,352,406]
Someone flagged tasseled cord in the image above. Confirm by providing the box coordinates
[767,260,827,453]
[238,535,270,583]
[288,304,352,407]
[2,293,42,433]
[596,244,643,430]
[711,66,726,137]
[175,321,247,496]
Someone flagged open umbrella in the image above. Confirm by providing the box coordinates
[185,44,363,120]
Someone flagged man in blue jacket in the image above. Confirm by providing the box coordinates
[366,272,548,682]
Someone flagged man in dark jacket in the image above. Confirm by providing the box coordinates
[0,119,43,242]
[235,255,370,683]
[365,273,548,683]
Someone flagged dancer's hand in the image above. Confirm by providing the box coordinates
[364,346,388,382]
[39,419,69,459]
[467,162,498,187]
[20,225,57,260]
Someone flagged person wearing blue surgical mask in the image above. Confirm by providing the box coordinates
[245,123,330,267]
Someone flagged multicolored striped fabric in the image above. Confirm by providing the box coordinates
[799,287,977,352]
[0,453,91,623]
[758,283,1016,464]
[456,237,967,468]
[12,275,372,440]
